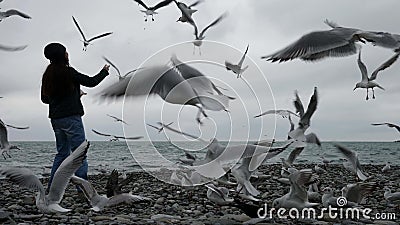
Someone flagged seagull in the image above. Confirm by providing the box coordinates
[382,162,391,173]
[205,183,234,205]
[146,122,174,133]
[0,141,89,213]
[262,19,370,62]
[288,87,321,148]
[321,187,358,208]
[225,44,249,78]
[384,187,400,206]
[5,123,29,130]
[99,62,230,124]
[71,175,150,212]
[0,9,31,21]
[192,12,228,55]
[105,169,135,198]
[106,114,128,125]
[102,56,141,81]
[133,0,174,22]
[353,49,399,100]
[280,147,305,168]
[254,109,298,119]
[334,144,369,181]
[359,31,400,51]
[72,16,112,51]
[371,122,400,134]
[0,44,27,52]
[272,168,319,209]
[341,182,377,204]
[0,119,20,159]
[231,157,261,201]
[92,129,143,141]
[174,0,203,25]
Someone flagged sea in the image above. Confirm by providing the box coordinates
[0,141,399,177]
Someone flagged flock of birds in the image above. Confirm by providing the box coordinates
[0,0,400,222]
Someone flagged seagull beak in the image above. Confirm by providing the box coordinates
[353,87,357,91]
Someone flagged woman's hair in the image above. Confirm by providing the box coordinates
[41,43,74,97]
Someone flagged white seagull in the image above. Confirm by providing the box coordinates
[272,168,319,209]
[353,49,399,100]
[0,9,31,21]
[133,0,174,22]
[254,109,298,119]
[72,16,112,51]
[100,61,230,124]
[384,187,400,206]
[71,176,150,212]
[174,0,203,25]
[92,129,143,141]
[381,162,391,173]
[0,44,27,52]
[334,144,369,181]
[103,56,142,81]
[106,114,128,125]
[205,183,234,205]
[192,12,227,55]
[288,87,321,148]
[225,44,249,78]
[262,19,369,62]
[0,119,20,159]
[0,141,90,213]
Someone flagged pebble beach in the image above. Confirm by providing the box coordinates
[0,164,399,225]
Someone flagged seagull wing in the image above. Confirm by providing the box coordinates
[293,91,305,118]
[115,135,143,140]
[299,87,318,128]
[384,123,400,132]
[237,44,249,67]
[70,175,100,201]
[87,32,113,43]
[0,119,9,148]
[286,147,305,165]
[5,124,29,130]
[343,182,377,204]
[357,50,369,82]
[92,129,113,137]
[334,144,368,181]
[370,52,400,81]
[189,0,204,7]
[0,168,45,195]
[199,12,227,38]
[103,56,121,77]
[150,0,174,11]
[133,0,149,9]
[107,193,150,207]
[301,43,360,61]
[72,16,87,41]
[106,114,120,121]
[157,122,208,144]
[48,141,90,203]
[262,29,358,62]
[106,169,119,197]
[5,9,31,19]
[0,44,27,52]
[324,19,340,28]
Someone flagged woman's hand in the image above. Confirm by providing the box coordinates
[103,64,110,71]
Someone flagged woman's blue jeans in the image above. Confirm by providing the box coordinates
[47,115,88,192]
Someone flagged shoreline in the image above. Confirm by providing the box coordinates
[0,164,399,224]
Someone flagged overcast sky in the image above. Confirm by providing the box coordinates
[1,0,400,142]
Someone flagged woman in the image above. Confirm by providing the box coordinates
[41,42,109,193]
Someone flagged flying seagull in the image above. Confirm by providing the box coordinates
[92,129,143,141]
[102,56,141,81]
[371,122,400,133]
[254,109,299,119]
[174,0,203,25]
[225,44,249,78]
[106,114,128,125]
[72,16,112,51]
[288,87,321,148]
[71,175,150,211]
[353,49,399,100]
[334,144,369,181]
[0,141,89,213]
[0,44,27,52]
[262,19,368,62]
[5,123,29,130]
[133,0,174,22]
[192,12,228,55]
[146,122,174,133]
[0,9,31,22]
[0,119,20,159]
